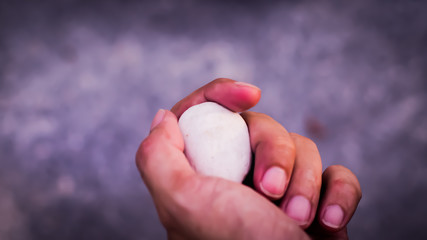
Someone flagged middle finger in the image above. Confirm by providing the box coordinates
[241,111,295,199]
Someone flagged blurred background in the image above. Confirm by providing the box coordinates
[1,0,426,239]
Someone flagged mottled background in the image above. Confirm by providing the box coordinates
[1,0,426,239]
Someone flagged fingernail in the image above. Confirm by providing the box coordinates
[150,109,166,131]
[234,81,260,90]
[285,195,311,225]
[260,166,287,197]
[322,205,344,229]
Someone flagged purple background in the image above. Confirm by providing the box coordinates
[1,0,426,239]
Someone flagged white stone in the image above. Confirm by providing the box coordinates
[178,102,251,182]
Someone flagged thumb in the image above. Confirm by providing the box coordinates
[136,109,194,196]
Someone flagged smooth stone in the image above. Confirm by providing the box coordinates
[178,102,251,182]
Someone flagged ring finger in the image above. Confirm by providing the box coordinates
[280,133,323,228]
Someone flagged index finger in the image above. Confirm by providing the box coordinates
[171,78,261,118]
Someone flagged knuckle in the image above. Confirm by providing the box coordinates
[290,133,318,151]
[140,136,156,157]
[260,136,296,161]
[207,78,232,94]
[330,175,362,201]
[255,112,275,122]
[327,165,362,196]
[330,178,348,189]
[251,111,268,118]
[329,164,348,172]
[324,165,346,178]
[244,111,274,121]
[301,168,320,187]
[275,137,296,157]
[136,135,159,170]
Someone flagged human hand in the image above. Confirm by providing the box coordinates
[136,78,362,239]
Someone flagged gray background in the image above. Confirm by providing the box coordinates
[1,0,426,239]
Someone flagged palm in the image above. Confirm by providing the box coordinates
[165,176,308,240]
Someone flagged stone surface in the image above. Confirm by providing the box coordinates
[178,102,251,182]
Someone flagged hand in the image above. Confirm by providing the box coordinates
[136,78,362,239]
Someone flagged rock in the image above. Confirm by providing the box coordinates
[178,102,251,182]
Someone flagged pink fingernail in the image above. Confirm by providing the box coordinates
[150,109,166,131]
[234,81,260,90]
[260,166,287,197]
[285,195,311,225]
[322,205,344,229]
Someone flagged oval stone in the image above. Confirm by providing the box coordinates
[178,102,251,182]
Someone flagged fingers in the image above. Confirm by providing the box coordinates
[317,165,362,231]
[171,78,261,118]
[135,109,195,197]
[241,111,324,228]
[280,133,323,228]
[241,111,295,199]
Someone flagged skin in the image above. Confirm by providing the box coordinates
[136,78,362,239]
